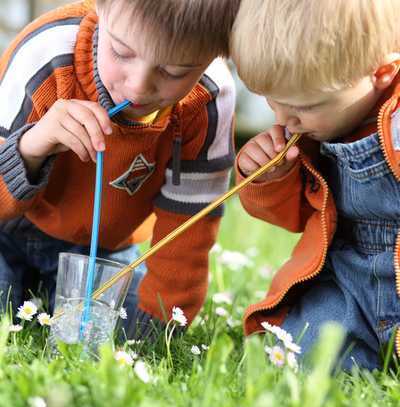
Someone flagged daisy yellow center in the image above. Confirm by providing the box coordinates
[24,306,33,314]
[273,351,284,361]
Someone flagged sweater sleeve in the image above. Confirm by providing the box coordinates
[136,59,235,327]
[236,148,312,233]
[0,15,81,220]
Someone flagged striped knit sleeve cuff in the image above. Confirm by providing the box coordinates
[0,124,54,200]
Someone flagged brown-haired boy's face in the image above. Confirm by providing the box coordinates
[97,5,213,119]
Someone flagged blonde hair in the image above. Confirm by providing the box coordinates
[231,0,400,94]
[96,0,240,62]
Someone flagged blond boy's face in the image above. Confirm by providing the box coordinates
[96,5,213,119]
[266,76,383,142]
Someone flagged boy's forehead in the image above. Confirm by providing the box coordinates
[103,5,213,66]
[268,89,331,106]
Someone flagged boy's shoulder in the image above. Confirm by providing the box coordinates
[180,58,236,118]
[0,2,91,76]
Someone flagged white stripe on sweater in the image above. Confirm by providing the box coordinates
[0,24,79,130]
[203,58,235,160]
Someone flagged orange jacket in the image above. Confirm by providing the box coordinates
[237,77,400,352]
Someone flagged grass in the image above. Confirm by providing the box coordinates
[2,198,400,407]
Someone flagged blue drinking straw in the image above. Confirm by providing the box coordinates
[80,99,131,340]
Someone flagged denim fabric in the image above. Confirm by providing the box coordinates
[282,133,400,371]
[0,218,146,335]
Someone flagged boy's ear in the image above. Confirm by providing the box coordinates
[373,62,400,90]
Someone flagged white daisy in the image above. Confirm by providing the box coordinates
[126,339,142,346]
[16,301,38,321]
[37,313,52,326]
[114,350,134,367]
[284,340,301,354]
[119,307,128,320]
[9,324,23,333]
[261,321,275,333]
[172,306,187,326]
[271,326,293,345]
[134,360,152,383]
[210,243,222,254]
[215,307,229,317]
[268,345,286,367]
[191,345,201,355]
[27,397,46,407]
[212,292,233,305]
[219,250,253,271]
[287,352,299,371]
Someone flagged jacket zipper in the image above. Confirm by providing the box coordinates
[249,156,331,313]
[377,96,400,358]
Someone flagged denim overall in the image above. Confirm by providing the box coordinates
[0,217,146,336]
[282,132,400,370]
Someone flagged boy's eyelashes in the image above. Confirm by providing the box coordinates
[109,45,188,80]
[157,67,188,80]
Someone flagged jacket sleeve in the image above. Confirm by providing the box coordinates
[236,148,312,233]
[0,16,80,220]
[132,59,235,332]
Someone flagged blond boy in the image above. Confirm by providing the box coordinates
[232,0,400,369]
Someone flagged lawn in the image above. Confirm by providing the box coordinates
[2,198,400,407]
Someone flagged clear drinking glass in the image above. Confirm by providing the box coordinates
[50,252,133,352]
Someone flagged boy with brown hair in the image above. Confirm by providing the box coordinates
[232,0,400,369]
[0,0,239,339]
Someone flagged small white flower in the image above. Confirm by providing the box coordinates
[191,345,201,355]
[16,301,38,321]
[126,339,142,346]
[201,344,209,351]
[37,313,52,326]
[210,243,222,254]
[273,326,293,345]
[119,307,127,320]
[287,352,299,371]
[134,360,152,383]
[114,350,134,367]
[226,317,238,328]
[172,306,187,326]
[9,324,23,333]
[27,397,46,407]
[212,292,233,305]
[264,346,272,355]
[261,321,275,333]
[215,307,229,317]
[259,265,274,278]
[219,250,253,271]
[284,340,301,355]
[269,345,286,367]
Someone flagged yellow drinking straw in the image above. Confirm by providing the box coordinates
[51,133,301,322]
[90,132,302,300]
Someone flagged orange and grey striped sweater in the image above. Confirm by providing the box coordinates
[0,2,235,328]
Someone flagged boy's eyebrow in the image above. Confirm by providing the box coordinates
[286,101,327,109]
[108,30,135,52]
[107,30,203,68]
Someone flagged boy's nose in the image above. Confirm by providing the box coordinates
[275,108,300,128]
[125,63,155,97]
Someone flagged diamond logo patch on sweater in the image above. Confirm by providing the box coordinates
[110,154,155,195]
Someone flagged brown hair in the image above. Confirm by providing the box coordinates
[96,0,241,61]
